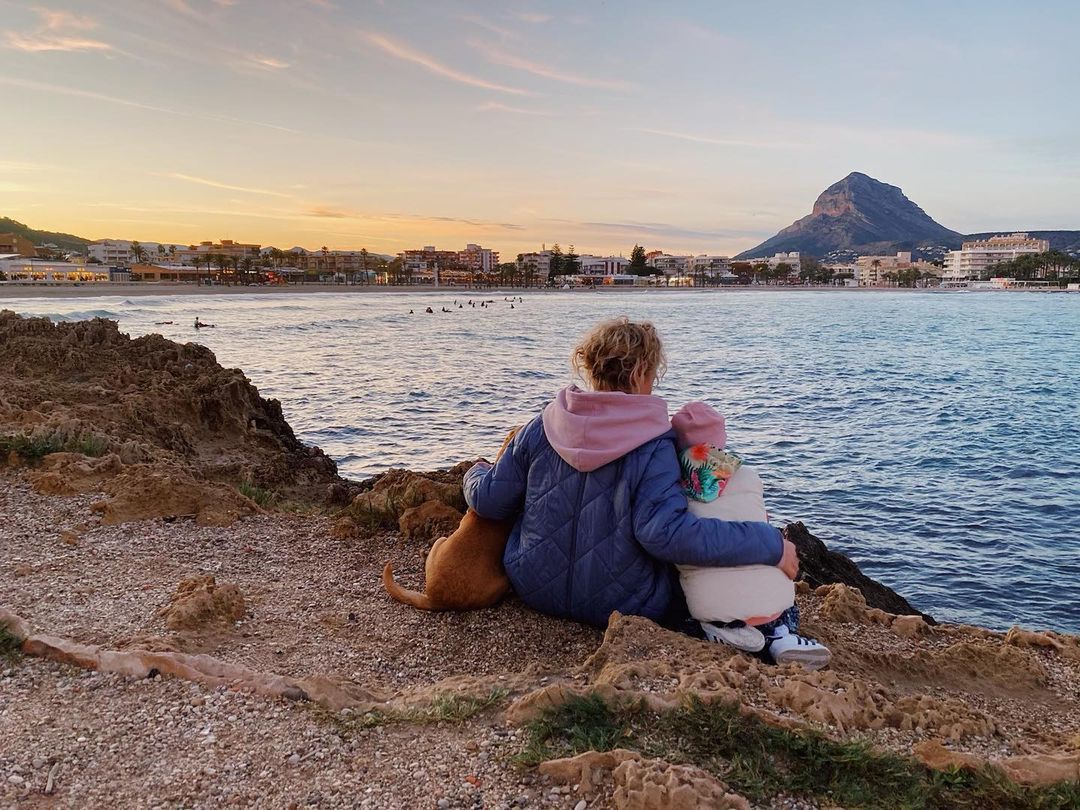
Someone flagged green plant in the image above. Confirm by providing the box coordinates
[518,693,1080,809]
[311,688,509,735]
[238,480,278,508]
[0,625,23,665]
[0,434,65,463]
[71,435,108,457]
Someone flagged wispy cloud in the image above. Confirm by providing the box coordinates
[305,206,525,230]
[4,7,113,53]
[483,46,634,91]
[0,77,350,140]
[476,101,553,116]
[515,12,551,24]
[362,31,528,95]
[37,8,98,31]
[545,218,771,243]
[162,172,292,197]
[244,54,290,70]
[633,127,804,150]
[459,15,518,41]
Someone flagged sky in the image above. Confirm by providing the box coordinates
[1,0,1078,258]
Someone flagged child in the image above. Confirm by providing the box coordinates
[462,317,798,628]
[673,401,832,669]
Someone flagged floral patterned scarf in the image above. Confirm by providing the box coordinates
[679,444,743,502]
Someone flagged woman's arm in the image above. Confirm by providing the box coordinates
[462,422,530,520]
[631,440,784,567]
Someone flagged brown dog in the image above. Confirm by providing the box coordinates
[382,427,520,611]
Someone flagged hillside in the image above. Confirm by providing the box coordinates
[735,173,963,259]
[0,217,90,255]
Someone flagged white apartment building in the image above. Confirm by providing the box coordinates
[578,255,629,277]
[692,255,735,280]
[88,240,181,267]
[943,233,1049,280]
[647,254,693,275]
[744,251,802,275]
[516,250,552,279]
[857,251,911,286]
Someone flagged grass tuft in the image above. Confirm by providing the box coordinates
[0,626,23,665]
[312,688,509,735]
[0,434,65,463]
[518,693,1080,809]
[70,434,108,457]
[238,480,278,508]
[0,432,110,463]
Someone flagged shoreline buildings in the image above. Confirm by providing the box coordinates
[943,233,1049,281]
[400,244,499,285]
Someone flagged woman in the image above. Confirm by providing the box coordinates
[463,317,797,628]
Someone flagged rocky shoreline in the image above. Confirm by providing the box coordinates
[1,312,1078,808]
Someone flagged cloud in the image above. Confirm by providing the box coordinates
[633,127,805,150]
[4,33,113,52]
[0,77,363,142]
[459,15,518,40]
[162,172,292,197]
[476,101,553,116]
[245,54,290,70]
[4,7,112,53]
[304,206,525,230]
[361,31,528,95]
[37,8,98,31]
[544,218,771,242]
[515,12,551,24]
[484,47,634,91]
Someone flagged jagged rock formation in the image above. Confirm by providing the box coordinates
[0,312,341,522]
[787,521,935,623]
[735,172,962,258]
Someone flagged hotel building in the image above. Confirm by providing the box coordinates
[943,233,1049,281]
[400,244,499,284]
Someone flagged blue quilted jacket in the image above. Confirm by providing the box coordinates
[463,407,783,627]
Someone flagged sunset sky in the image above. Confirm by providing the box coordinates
[2,0,1077,257]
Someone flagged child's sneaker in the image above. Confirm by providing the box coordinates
[700,621,766,652]
[765,625,832,670]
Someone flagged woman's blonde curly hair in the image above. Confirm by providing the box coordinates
[571,317,667,393]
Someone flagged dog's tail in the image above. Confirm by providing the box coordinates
[382,561,436,611]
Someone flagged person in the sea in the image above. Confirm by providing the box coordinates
[672,401,831,669]
[462,317,798,630]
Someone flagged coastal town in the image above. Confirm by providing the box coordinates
[2,228,1078,291]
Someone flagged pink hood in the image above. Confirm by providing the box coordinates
[542,385,672,472]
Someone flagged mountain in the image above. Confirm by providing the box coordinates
[0,217,91,255]
[734,172,963,259]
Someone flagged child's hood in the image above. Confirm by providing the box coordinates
[542,384,671,472]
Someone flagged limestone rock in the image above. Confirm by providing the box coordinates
[398,500,464,542]
[613,757,750,810]
[159,575,246,631]
[788,521,935,623]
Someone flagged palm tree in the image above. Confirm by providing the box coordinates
[241,256,255,284]
[870,258,882,286]
[130,240,147,265]
[214,253,230,284]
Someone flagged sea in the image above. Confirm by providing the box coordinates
[5,288,1079,634]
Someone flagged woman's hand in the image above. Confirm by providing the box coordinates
[778,538,800,580]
